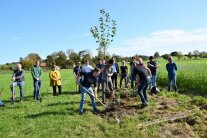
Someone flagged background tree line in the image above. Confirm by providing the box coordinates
[1,50,207,71]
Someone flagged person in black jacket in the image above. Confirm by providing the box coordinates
[111,57,119,90]
[120,60,128,88]
[133,63,151,108]
[10,63,25,102]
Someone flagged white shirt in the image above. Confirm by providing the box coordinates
[82,64,93,73]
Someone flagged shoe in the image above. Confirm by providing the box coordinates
[141,103,148,108]
[93,109,100,114]
[79,111,83,115]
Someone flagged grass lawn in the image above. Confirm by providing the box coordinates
[0,69,207,137]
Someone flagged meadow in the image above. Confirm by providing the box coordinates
[0,59,207,137]
[156,58,207,95]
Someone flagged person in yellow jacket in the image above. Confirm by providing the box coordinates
[49,65,62,96]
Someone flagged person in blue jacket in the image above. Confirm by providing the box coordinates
[166,56,177,92]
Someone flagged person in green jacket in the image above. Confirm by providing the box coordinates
[31,60,43,100]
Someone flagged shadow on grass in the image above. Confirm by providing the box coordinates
[26,108,92,118]
[47,101,80,107]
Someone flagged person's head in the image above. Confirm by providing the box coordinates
[168,56,173,63]
[77,62,81,66]
[55,66,60,70]
[122,60,125,66]
[98,58,102,64]
[137,57,143,64]
[132,56,136,61]
[85,60,89,65]
[112,57,116,63]
[108,59,114,67]
[52,65,56,71]
[17,63,22,70]
[35,60,40,66]
[149,56,154,61]
[92,67,101,77]
[102,59,106,64]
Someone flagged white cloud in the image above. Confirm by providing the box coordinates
[108,28,207,56]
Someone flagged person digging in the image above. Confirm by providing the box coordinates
[132,62,151,108]
[76,67,101,114]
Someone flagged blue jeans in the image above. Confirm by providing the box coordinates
[168,75,177,92]
[138,78,150,104]
[149,75,157,89]
[0,100,3,106]
[130,74,135,89]
[10,81,24,100]
[33,80,42,99]
[79,86,97,113]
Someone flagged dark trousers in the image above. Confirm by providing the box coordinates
[120,73,128,88]
[33,80,42,100]
[53,85,62,96]
[111,73,118,89]
[138,78,150,104]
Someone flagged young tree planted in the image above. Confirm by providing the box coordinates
[90,9,117,59]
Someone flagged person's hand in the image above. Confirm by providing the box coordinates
[12,77,15,81]
[36,77,39,80]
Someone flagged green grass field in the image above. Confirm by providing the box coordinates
[0,59,207,137]
[156,58,207,95]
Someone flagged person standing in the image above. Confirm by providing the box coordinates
[49,65,62,96]
[133,63,151,108]
[77,67,101,114]
[82,60,93,73]
[129,56,138,89]
[101,59,114,103]
[111,57,119,90]
[73,62,82,93]
[166,56,177,92]
[10,63,25,102]
[120,60,128,88]
[147,56,158,90]
[31,60,43,100]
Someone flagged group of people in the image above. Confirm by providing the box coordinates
[0,56,178,113]
[73,56,177,113]
[0,60,63,106]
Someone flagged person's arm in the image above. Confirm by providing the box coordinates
[116,63,119,74]
[39,67,43,78]
[174,63,177,71]
[166,64,168,71]
[58,71,61,80]
[49,71,57,81]
[31,67,35,78]
[15,70,25,80]
[76,72,83,84]
[154,61,158,69]
[93,86,97,98]
[146,67,152,78]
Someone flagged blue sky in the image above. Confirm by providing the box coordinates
[1,0,207,64]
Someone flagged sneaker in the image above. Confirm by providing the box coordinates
[141,103,148,108]
[79,111,83,115]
